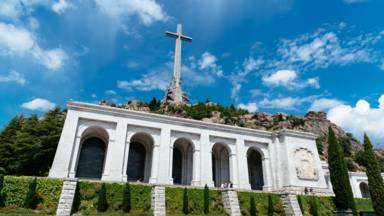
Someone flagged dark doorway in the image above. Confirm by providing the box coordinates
[247,149,264,190]
[172,147,182,184]
[76,137,106,179]
[127,142,146,182]
[360,182,370,198]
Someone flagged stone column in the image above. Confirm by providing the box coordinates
[168,145,174,184]
[68,136,81,178]
[157,127,171,184]
[122,140,130,181]
[229,153,239,188]
[49,110,79,178]
[236,138,251,190]
[200,132,214,187]
[102,120,127,181]
[149,144,160,184]
[262,156,273,191]
[191,149,200,186]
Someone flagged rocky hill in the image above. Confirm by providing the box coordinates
[100,99,383,171]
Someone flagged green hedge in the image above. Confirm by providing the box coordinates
[237,191,284,216]
[76,181,152,215]
[1,176,62,213]
[166,187,227,215]
[298,195,374,215]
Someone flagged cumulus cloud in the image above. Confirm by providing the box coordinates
[0,70,26,85]
[0,22,67,71]
[262,70,319,90]
[328,95,384,145]
[52,0,73,14]
[238,102,258,113]
[343,0,368,4]
[308,98,344,111]
[21,98,56,111]
[94,0,168,25]
[198,52,223,77]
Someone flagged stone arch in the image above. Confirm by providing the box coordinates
[359,182,370,198]
[127,132,154,183]
[172,138,194,185]
[247,147,264,190]
[76,126,109,179]
[212,143,231,187]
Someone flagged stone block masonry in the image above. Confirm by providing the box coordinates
[56,178,78,216]
[222,189,241,216]
[152,185,166,216]
[280,193,303,216]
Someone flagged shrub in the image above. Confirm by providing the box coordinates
[309,196,319,216]
[97,183,108,212]
[203,184,209,214]
[23,177,40,209]
[250,196,257,216]
[267,194,274,216]
[122,182,131,213]
[0,175,4,207]
[183,188,189,214]
[363,134,384,215]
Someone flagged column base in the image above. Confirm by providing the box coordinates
[149,177,158,184]
[191,180,200,187]
[263,185,272,192]
[68,171,76,178]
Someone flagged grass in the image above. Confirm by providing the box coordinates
[0,208,54,216]
[237,191,285,216]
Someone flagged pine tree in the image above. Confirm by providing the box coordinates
[0,174,5,207]
[122,182,131,213]
[309,196,319,216]
[327,127,356,214]
[72,183,80,213]
[267,194,274,216]
[97,183,108,212]
[24,178,39,209]
[363,134,384,215]
[250,196,257,216]
[148,97,161,111]
[297,195,303,213]
[203,184,209,214]
[183,188,189,215]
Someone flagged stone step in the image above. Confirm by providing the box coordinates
[151,185,166,216]
[280,193,303,216]
[56,178,78,216]
[222,190,241,216]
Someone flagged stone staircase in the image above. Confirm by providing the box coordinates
[222,189,241,216]
[151,185,166,216]
[280,193,303,216]
[56,178,78,216]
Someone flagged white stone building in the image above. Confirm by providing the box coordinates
[49,101,331,194]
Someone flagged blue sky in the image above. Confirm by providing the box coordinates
[0,0,384,146]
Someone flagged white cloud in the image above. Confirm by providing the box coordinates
[308,98,344,111]
[117,68,169,92]
[28,17,40,30]
[91,93,97,98]
[0,0,55,19]
[94,0,168,25]
[238,102,258,113]
[262,69,320,90]
[52,0,73,14]
[198,52,223,76]
[21,98,56,111]
[327,95,384,145]
[0,70,26,85]
[259,96,315,110]
[0,22,67,71]
[105,89,117,95]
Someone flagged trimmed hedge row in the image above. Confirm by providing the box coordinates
[1,176,62,213]
[166,187,226,215]
[76,181,152,215]
[237,191,284,216]
[298,195,374,215]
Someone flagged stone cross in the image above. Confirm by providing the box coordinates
[163,24,192,104]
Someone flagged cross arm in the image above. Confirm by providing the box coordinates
[165,31,192,43]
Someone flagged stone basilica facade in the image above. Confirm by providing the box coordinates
[49,24,375,199]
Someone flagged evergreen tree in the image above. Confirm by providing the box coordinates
[0,116,24,174]
[97,183,108,212]
[148,97,161,112]
[267,194,274,216]
[327,127,356,214]
[203,184,209,214]
[0,174,5,207]
[122,182,131,213]
[309,196,319,216]
[363,134,384,215]
[183,188,189,215]
[250,196,257,216]
[297,195,303,213]
[72,183,80,213]
[23,178,39,209]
